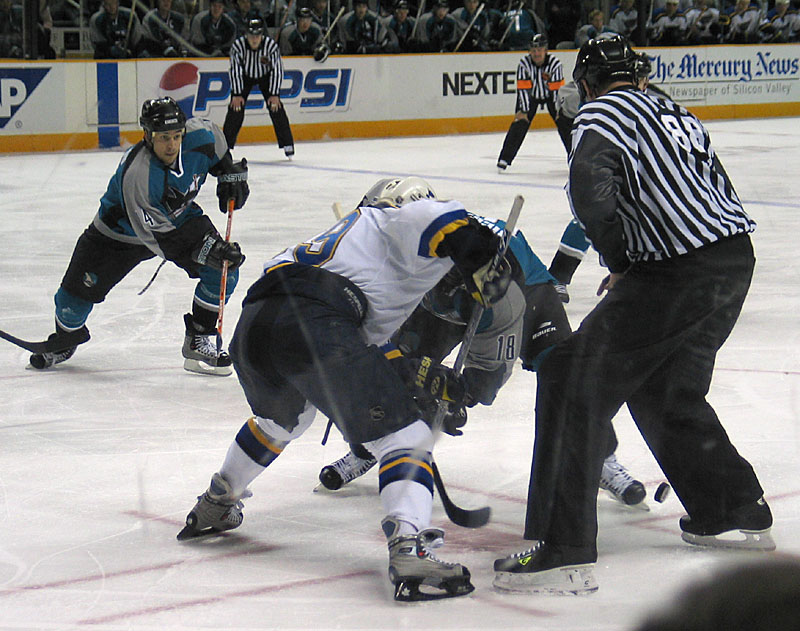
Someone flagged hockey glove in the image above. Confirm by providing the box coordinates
[468,256,512,307]
[192,231,245,271]
[216,158,249,213]
[417,398,468,437]
[398,356,468,407]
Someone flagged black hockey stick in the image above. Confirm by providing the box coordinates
[430,195,525,528]
[0,325,89,354]
[432,461,490,528]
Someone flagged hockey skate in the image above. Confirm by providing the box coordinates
[177,473,252,540]
[680,496,775,551]
[493,541,598,595]
[599,454,647,507]
[553,283,570,303]
[284,145,294,158]
[497,159,509,172]
[382,517,474,602]
[28,326,89,370]
[182,313,232,376]
[317,448,377,491]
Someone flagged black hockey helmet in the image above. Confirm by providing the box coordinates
[529,33,548,49]
[573,34,637,99]
[246,16,265,35]
[634,51,651,85]
[139,97,186,138]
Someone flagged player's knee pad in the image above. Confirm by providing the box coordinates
[364,420,434,463]
[54,287,93,330]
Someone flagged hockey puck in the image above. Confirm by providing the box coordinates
[654,482,671,503]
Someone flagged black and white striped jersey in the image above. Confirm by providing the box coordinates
[568,86,755,271]
[228,35,283,97]
[515,53,564,112]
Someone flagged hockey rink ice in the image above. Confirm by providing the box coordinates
[1,117,799,630]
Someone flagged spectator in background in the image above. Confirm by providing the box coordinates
[417,0,459,51]
[381,0,416,52]
[279,6,322,54]
[546,0,580,47]
[190,0,237,56]
[229,0,262,36]
[498,2,545,50]
[575,8,615,47]
[339,0,389,53]
[764,0,799,43]
[143,0,188,57]
[685,0,721,44]
[724,0,761,43]
[608,0,638,40]
[648,0,687,45]
[90,0,146,58]
[0,0,22,58]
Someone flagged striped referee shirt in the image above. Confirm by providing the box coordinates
[568,86,755,271]
[515,53,564,112]
[229,34,283,97]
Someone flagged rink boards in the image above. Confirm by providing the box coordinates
[1,44,799,153]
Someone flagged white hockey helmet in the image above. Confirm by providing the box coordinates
[359,176,437,208]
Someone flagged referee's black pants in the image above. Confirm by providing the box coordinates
[524,233,765,550]
[222,76,294,150]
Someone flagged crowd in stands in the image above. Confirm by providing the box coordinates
[2,0,798,59]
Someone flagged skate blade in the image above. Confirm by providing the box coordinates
[393,576,475,602]
[681,528,776,551]
[183,358,232,377]
[493,564,598,595]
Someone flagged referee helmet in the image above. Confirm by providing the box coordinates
[246,16,265,36]
[573,34,637,99]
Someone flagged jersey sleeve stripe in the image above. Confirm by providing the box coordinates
[418,210,469,258]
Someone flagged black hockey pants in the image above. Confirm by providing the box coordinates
[524,234,765,548]
[222,76,294,150]
[230,264,420,444]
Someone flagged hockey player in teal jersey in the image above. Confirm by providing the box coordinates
[29,97,249,376]
[178,177,513,601]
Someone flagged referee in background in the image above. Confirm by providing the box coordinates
[222,16,295,157]
[493,35,773,594]
[496,34,566,172]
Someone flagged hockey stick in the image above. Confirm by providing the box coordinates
[453,2,485,52]
[332,202,344,219]
[410,0,425,40]
[216,198,235,353]
[0,325,90,354]
[313,6,346,62]
[428,194,524,528]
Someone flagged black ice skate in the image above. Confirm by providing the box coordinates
[317,449,377,491]
[680,496,775,551]
[599,454,647,507]
[177,473,252,540]
[182,313,233,376]
[382,517,474,602]
[493,541,598,595]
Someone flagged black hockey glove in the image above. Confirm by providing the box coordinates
[467,255,512,307]
[216,158,249,213]
[396,355,468,407]
[192,231,245,271]
[417,398,468,436]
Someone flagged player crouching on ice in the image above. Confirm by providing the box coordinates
[28,97,248,376]
[178,177,513,601]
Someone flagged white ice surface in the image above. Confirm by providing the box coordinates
[0,119,798,630]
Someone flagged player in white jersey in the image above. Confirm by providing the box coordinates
[178,177,512,602]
